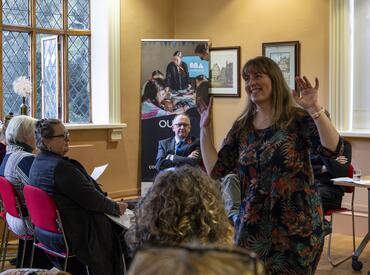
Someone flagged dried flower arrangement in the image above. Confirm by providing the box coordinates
[13,76,31,97]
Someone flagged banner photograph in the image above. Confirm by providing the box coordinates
[140,40,209,184]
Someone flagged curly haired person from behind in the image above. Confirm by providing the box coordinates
[125,166,234,253]
[129,244,265,275]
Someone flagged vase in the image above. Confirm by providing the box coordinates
[20,96,28,115]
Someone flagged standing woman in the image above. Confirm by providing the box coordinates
[199,56,342,274]
[165,51,190,92]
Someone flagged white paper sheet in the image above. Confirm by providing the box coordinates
[91,163,109,180]
[331,177,354,183]
[353,180,370,185]
[332,177,370,186]
[106,209,134,229]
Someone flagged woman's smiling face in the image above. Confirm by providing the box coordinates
[244,70,272,105]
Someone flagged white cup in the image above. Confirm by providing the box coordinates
[353,168,362,181]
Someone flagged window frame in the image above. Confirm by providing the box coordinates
[0,0,92,122]
[329,0,370,137]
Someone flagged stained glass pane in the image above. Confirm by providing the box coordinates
[2,0,29,26]
[68,0,89,30]
[36,0,62,29]
[2,31,30,116]
[68,36,90,123]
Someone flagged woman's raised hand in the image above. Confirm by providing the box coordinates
[293,76,320,111]
[198,96,213,128]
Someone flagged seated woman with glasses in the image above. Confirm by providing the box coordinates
[29,119,128,275]
[125,166,234,255]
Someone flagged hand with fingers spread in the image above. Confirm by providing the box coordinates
[198,96,213,129]
[293,76,320,112]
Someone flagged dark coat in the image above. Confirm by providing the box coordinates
[155,136,201,171]
[165,61,189,91]
[311,138,352,210]
[195,80,210,106]
[29,150,124,275]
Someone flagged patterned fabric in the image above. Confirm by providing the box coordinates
[211,108,343,275]
[0,143,34,233]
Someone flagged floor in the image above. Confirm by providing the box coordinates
[317,233,370,275]
[1,234,370,274]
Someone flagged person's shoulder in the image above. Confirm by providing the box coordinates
[10,150,34,164]
[187,136,200,144]
[159,136,175,144]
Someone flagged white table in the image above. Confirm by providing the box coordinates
[333,175,370,271]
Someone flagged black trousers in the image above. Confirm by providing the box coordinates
[318,184,344,212]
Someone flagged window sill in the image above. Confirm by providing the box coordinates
[65,123,127,130]
[339,131,370,138]
[66,123,127,142]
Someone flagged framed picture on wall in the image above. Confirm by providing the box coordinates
[262,41,300,90]
[209,46,241,97]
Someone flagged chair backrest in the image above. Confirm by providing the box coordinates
[23,185,60,233]
[344,164,355,193]
[0,176,21,217]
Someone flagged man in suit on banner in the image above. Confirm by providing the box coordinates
[156,114,201,171]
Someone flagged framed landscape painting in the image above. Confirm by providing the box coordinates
[262,41,300,90]
[209,46,241,97]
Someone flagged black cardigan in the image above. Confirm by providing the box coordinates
[29,150,124,275]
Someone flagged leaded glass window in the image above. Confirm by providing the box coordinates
[1,1,91,123]
[2,31,30,116]
[68,36,90,123]
[36,0,62,29]
[2,0,29,26]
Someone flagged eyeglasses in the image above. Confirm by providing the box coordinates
[173,123,190,128]
[51,132,69,139]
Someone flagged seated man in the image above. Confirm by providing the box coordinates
[311,138,352,212]
[155,114,201,171]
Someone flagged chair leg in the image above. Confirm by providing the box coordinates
[20,239,27,268]
[123,255,127,275]
[1,226,10,271]
[30,243,35,268]
[63,256,68,271]
[326,213,352,267]
[0,220,7,265]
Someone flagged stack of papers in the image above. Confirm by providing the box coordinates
[331,177,353,183]
[106,208,134,229]
[332,177,370,185]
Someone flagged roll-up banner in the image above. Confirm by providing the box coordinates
[140,39,209,194]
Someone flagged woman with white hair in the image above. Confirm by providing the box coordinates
[0,115,42,268]
[0,115,36,235]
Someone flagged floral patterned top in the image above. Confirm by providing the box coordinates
[212,108,342,274]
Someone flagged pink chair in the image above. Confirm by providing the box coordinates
[0,176,33,269]
[23,185,81,272]
[324,164,356,267]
